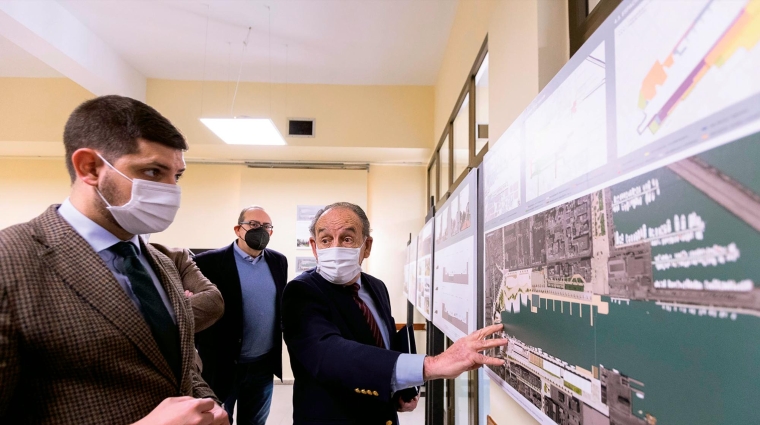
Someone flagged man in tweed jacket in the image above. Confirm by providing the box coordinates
[0,96,227,424]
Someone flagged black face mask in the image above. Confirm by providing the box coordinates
[243,227,270,251]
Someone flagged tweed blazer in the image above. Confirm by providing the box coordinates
[0,205,218,425]
[149,242,225,332]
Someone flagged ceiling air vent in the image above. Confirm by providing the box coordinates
[288,118,315,137]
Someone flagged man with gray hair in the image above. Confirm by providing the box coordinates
[282,202,507,425]
[194,206,288,425]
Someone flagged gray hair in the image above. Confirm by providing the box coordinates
[237,205,265,224]
[309,202,371,238]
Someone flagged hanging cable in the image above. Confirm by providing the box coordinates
[267,5,272,117]
[199,3,210,117]
[231,26,252,117]
[285,43,289,116]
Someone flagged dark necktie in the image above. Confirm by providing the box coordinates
[347,283,386,348]
[110,241,181,379]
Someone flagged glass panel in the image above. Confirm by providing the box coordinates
[475,53,489,155]
[453,94,470,180]
[428,160,437,207]
[439,134,450,196]
[588,0,602,14]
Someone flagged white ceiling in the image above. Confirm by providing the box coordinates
[45,0,459,86]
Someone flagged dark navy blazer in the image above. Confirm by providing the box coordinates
[194,243,288,402]
[282,269,403,425]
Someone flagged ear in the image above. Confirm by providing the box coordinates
[71,148,104,187]
[362,237,373,259]
[233,224,242,238]
[309,238,318,259]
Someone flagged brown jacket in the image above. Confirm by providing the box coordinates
[0,206,218,424]
[150,243,224,332]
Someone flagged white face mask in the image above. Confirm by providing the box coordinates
[96,153,181,235]
[316,240,366,285]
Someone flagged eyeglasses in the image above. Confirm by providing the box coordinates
[239,221,274,231]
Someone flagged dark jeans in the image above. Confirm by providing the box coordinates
[223,355,274,425]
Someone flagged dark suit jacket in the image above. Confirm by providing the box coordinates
[282,269,403,425]
[0,206,217,425]
[194,242,288,401]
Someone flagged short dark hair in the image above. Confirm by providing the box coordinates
[63,95,187,182]
[309,202,371,239]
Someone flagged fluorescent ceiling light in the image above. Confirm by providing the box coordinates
[200,118,286,145]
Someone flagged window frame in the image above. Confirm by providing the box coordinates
[428,129,452,207]
[568,0,621,56]
[427,153,439,210]
[428,36,489,212]
[470,37,490,165]
[450,83,471,194]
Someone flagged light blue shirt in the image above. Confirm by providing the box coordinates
[57,199,176,323]
[355,277,425,393]
[233,241,277,362]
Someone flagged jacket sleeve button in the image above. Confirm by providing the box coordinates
[355,388,361,394]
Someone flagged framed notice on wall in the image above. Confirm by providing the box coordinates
[296,205,324,249]
[295,256,317,273]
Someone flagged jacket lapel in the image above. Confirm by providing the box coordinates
[36,206,177,385]
[263,249,285,331]
[317,275,377,347]
[223,243,245,325]
[144,241,191,390]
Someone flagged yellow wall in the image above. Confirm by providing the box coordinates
[488,380,540,424]
[147,79,433,150]
[0,78,93,142]
[0,157,72,223]
[0,77,433,162]
[538,0,571,91]
[367,164,428,316]
[433,0,570,423]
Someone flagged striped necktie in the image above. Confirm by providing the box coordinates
[347,283,385,348]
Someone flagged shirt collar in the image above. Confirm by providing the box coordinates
[233,240,263,264]
[57,198,141,254]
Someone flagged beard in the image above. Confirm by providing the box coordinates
[96,171,131,231]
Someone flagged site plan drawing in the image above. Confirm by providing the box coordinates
[524,42,607,201]
[484,132,760,424]
[484,123,522,223]
[615,0,760,156]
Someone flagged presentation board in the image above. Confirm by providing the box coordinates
[482,0,760,424]
[404,234,418,304]
[415,219,434,321]
[433,169,478,340]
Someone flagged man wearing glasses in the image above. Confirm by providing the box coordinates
[194,206,288,425]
